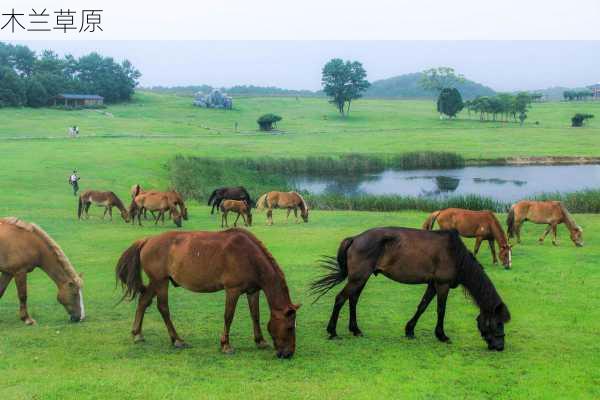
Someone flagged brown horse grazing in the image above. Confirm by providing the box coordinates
[131,185,188,221]
[115,228,300,358]
[220,200,253,228]
[310,227,510,351]
[256,191,309,225]
[129,192,182,228]
[423,208,512,269]
[78,190,130,222]
[0,217,85,324]
[507,200,583,247]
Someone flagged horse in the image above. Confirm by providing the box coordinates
[256,191,309,225]
[423,208,512,269]
[0,217,85,324]
[310,227,510,351]
[131,185,188,221]
[115,228,300,358]
[129,191,182,228]
[220,200,252,228]
[77,190,130,222]
[208,186,254,215]
[507,200,583,247]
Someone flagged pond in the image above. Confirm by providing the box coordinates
[291,164,600,202]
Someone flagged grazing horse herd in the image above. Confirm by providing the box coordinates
[0,181,585,358]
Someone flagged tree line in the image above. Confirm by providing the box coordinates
[464,93,534,124]
[0,42,141,108]
[563,89,594,101]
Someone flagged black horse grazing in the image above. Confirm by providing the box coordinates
[310,227,510,351]
[207,186,254,215]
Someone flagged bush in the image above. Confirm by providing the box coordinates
[571,113,594,127]
[257,113,282,131]
[437,88,464,118]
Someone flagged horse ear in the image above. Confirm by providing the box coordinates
[495,303,511,323]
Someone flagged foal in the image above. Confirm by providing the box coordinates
[78,190,129,222]
[220,200,253,228]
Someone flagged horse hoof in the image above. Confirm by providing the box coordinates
[173,340,189,349]
[221,345,235,355]
[255,340,269,349]
[133,334,145,343]
[24,318,36,326]
[351,330,363,337]
[328,334,340,340]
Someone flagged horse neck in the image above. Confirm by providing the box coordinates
[458,253,502,314]
[257,261,292,312]
[488,215,508,246]
[39,245,74,288]
[560,206,579,233]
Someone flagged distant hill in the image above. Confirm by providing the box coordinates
[365,72,496,100]
[144,85,320,97]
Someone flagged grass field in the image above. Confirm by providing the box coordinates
[1,93,600,399]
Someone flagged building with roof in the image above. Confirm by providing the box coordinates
[53,94,104,107]
[588,84,600,100]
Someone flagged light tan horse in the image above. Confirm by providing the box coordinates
[423,208,512,269]
[130,191,182,228]
[116,228,300,358]
[507,200,583,246]
[131,185,188,220]
[78,190,130,222]
[256,191,309,225]
[0,217,85,324]
[220,200,252,228]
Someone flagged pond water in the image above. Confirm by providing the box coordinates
[291,165,600,202]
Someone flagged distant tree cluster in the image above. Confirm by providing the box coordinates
[571,113,594,127]
[464,92,533,124]
[0,42,141,108]
[257,113,282,131]
[563,90,594,101]
[321,58,370,116]
[146,85,320,98]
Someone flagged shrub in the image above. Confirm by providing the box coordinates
[571,113,594,127]
[437,88,464,118]
[257,113,282,131]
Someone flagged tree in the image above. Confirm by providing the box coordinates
[25,77,48,107]
[0,67,26,107]
[419,67,465,93]
[257,113,282,131]
[321,58,370,116]
[436,88,464,118]
[571,113,594,127]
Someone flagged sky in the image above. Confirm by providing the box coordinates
[8,41,600,92]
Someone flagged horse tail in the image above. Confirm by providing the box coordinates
[77,195,83,219]
[310,236,354,303]
[506,206,515,238]
[256,193,268,211]
[422,210,440,230]
[115,238,148,303]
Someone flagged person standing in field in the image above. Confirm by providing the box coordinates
[68,170,80,196]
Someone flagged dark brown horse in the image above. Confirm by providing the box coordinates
[311,227,510,351]
[507,200,583,246]
[208,186,254,215]
[116,228,300,358]
[423,208,512,269]
[78,190,130,222]
[220,200,253,228]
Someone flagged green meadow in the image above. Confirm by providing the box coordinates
[1,93,599,399]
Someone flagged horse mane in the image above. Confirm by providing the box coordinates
[293,192,308,213]
[558,202,580,231]
[110,192,126,210]
[487,212,508,245]
[447,230,504,315]
[1,217,82,287]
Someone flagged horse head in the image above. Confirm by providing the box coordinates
[301,207,309,223]
[120,208,131,223]
[499,244,512,269]
[268,303,301,359]
[570,226,584,247]
[57,273,85,322]
[477,302,510,351]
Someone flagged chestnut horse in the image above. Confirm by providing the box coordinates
[0,217,85,324]
[115,228,300,358]
[423,208,512,269]
[507,200,583,247]
[129,191,182,228]
[207,186,254,215]
[311,227,510,351]
[78,190,130,222]
[220,200,253,228]
[131,185,188,220]
[256,191,309,225]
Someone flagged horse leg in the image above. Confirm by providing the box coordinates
[0,272,13,298]
[539,224,552,244]
[434,283,450,343]
[221,288,241,354]
[488,239,498,264]
[102,207,108,220]
[221,211,225,228]
[247,291,268,348]
[293,208,299,223]
[515,220,522,243]
[286,208,291,224]
[552,223,559,246]
[405,282,436,339]
[131,281,158,343]
[327,279,367,339]
[348,281,368,336]
[109,206,113,221]
[233,212,241,227]
[15,273,35,325]
[85,202,91,219]
[155,280,187,348]
[473,237,483,255]
[267,209,273,226]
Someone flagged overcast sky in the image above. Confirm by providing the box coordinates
[9,41,600,91]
